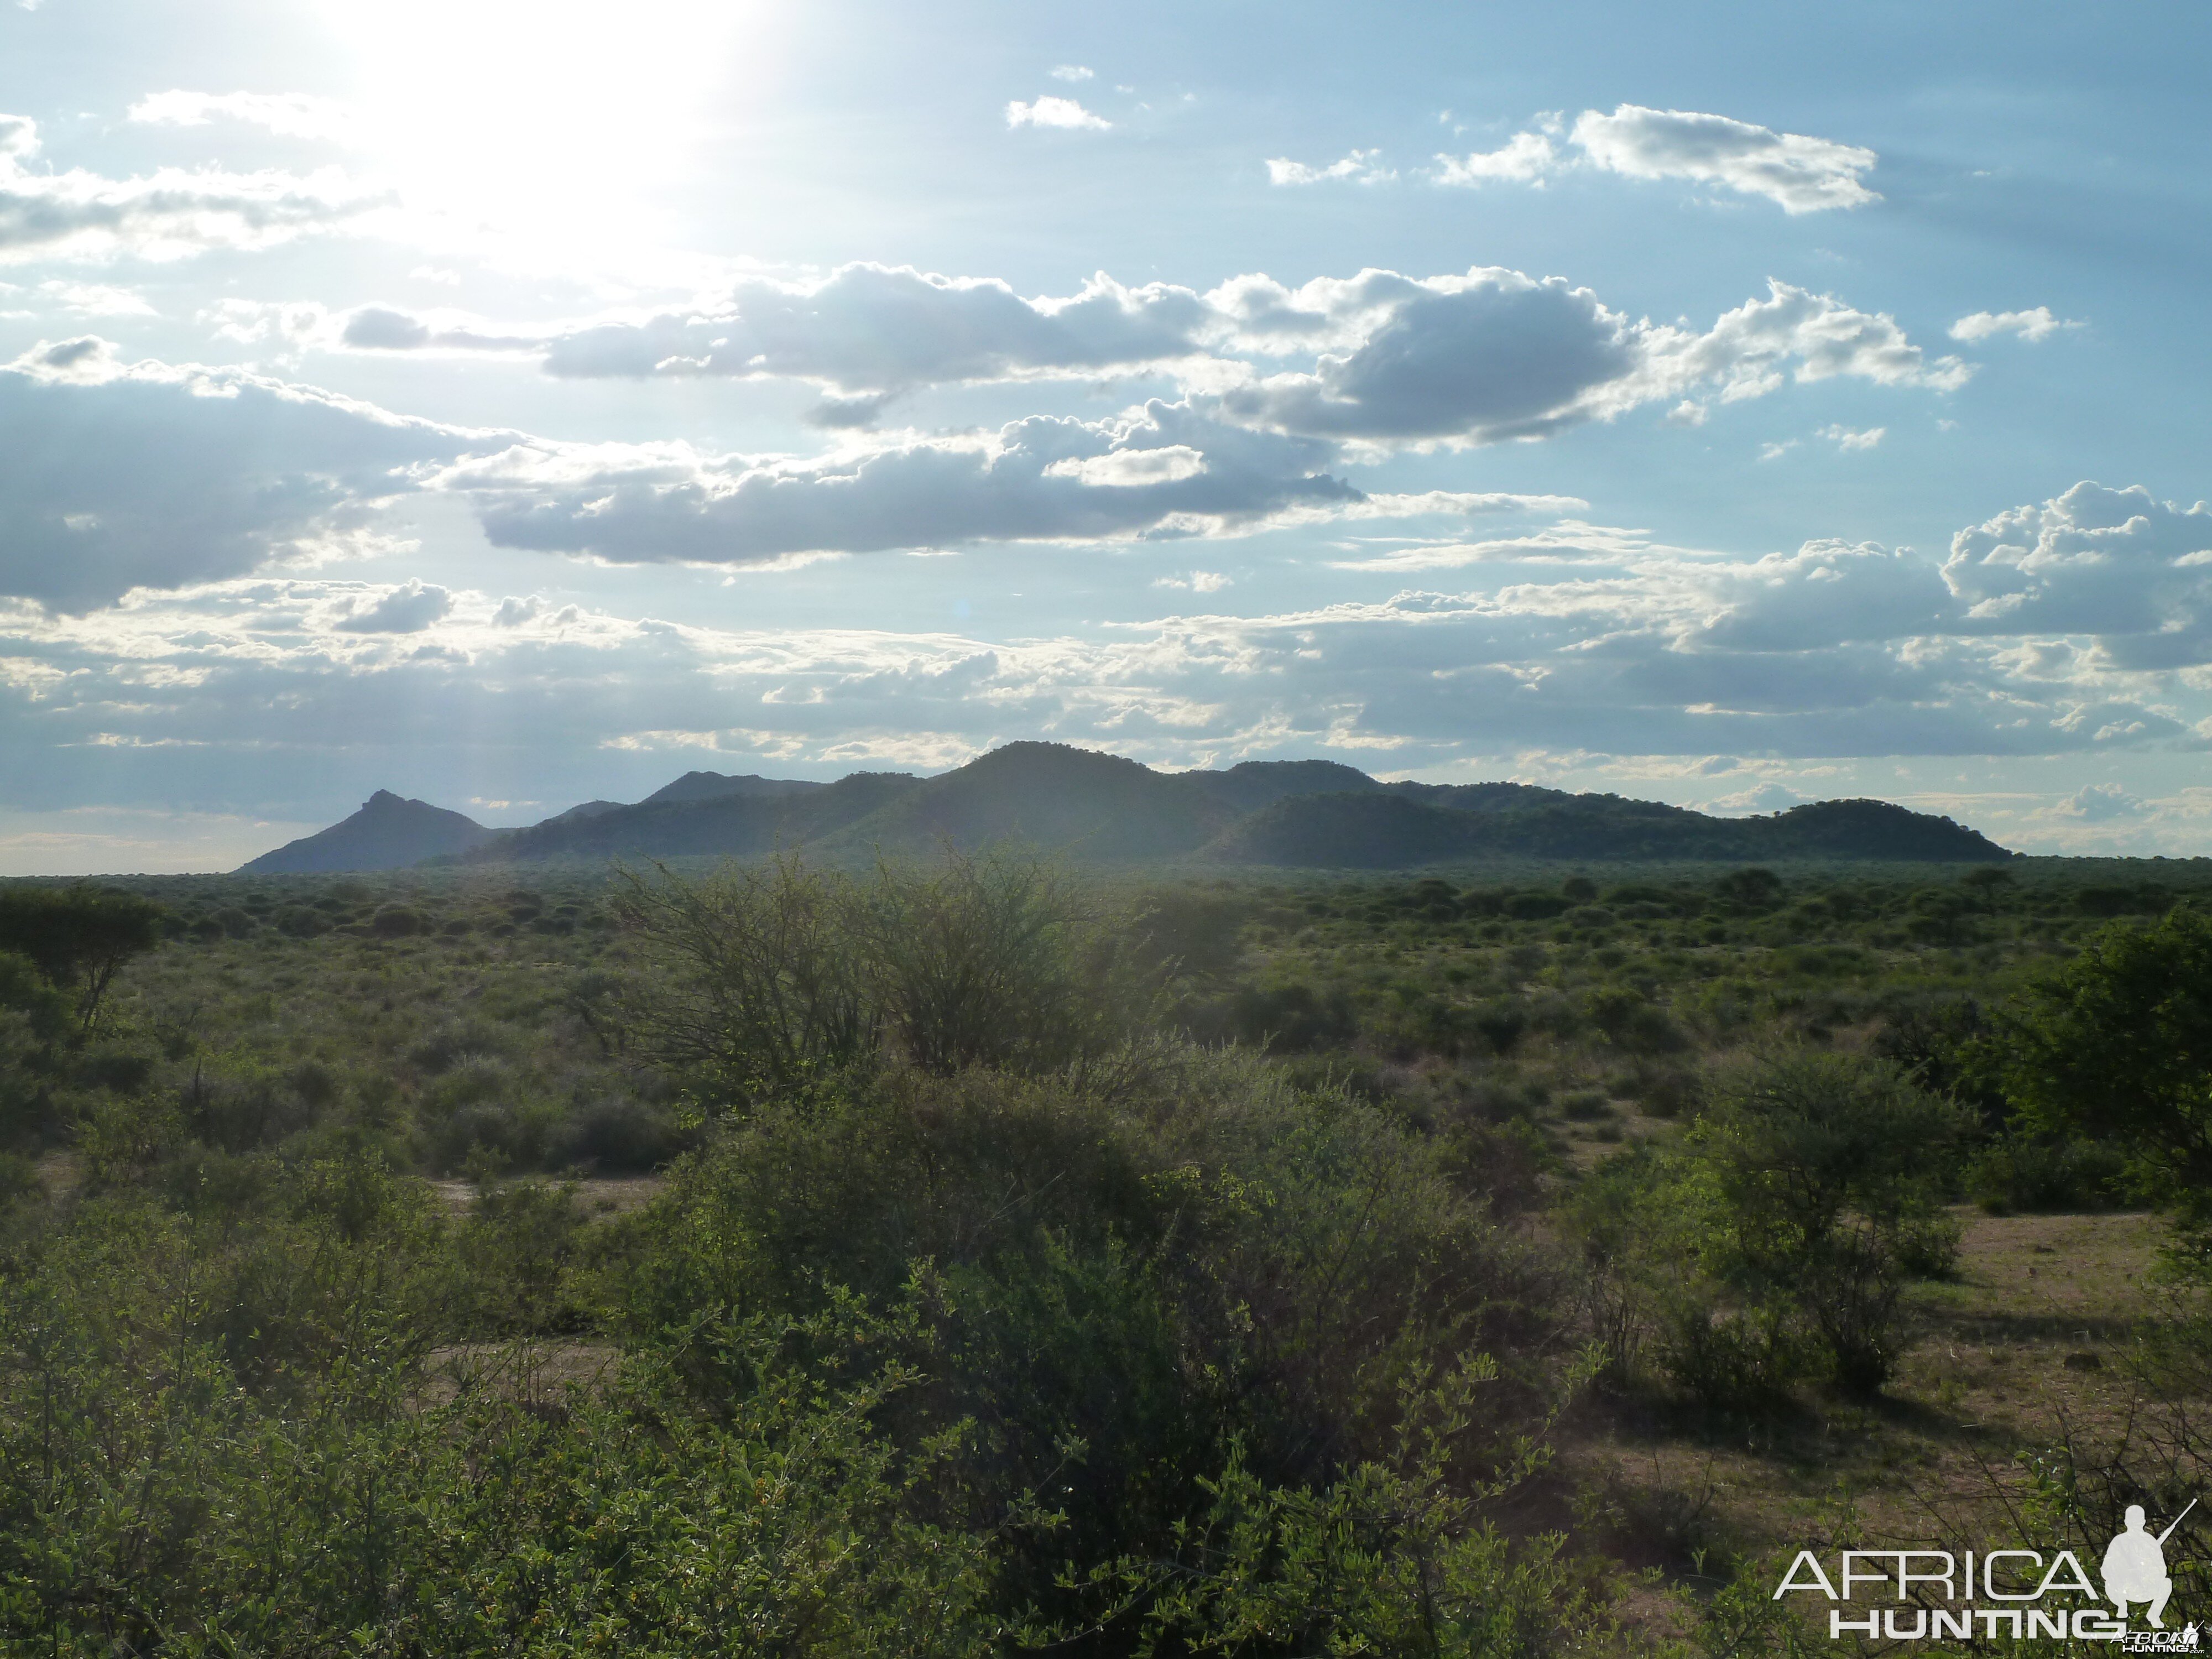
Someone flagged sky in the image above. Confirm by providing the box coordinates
[0,0,2206,872]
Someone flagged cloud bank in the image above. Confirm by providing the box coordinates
[1404,104,1884,212]
[0,338,495,609]
[6,484,2207,823]
[317,259,1968,445]
[0,114,383,264]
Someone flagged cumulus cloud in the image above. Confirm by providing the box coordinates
[0,113,383,264]
[1048,65,1094,82]
[9,482,2212,840]
[127,90,353,143]
[316,259,1966,448]
[1006,96,1110,131]
[1950,306,2079,343]
[2048,782,2143,821]
[0,340,498,610]
[361,264,1213,392]
[1429,103,1877,211]
[1944,482,2212,666]
[1431,132,1558,185]
[1818,424,1885,451]
[449,401,1364,567]
[1569,104,1879,212]
[332,580,452,633]
[1682,540,1956,651]
[1706,781,1807,813]
[1207,272,1966,445]
[1266,149,1395,185]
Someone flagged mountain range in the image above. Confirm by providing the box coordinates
[236,743,2017,874]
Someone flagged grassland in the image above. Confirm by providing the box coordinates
[2,852,2208,1654]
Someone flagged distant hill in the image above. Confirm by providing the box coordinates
[1203,789,2013,867]
[815,742,1237,859]
[240,745,2019,873]
[539,799,624,826]
[456,772,916,863]
[639,770,826,807]
[237,791,495,874]
[1181,759,1381,814]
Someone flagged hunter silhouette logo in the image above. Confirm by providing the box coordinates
[1772,1499,2198,1643]
[2105,1501,2190,1629]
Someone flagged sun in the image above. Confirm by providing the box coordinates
[317,0,760,259]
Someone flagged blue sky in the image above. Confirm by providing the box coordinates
[0,0,2206,870]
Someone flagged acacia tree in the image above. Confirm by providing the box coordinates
[1992,906,2212,1241]
[611,855,876,1112]
[1690,1050,1962,1396]
[0,885,167,1034]
[853,849,1150,1079]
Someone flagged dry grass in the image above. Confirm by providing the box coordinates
[419,1339,623,1407]
[426,1173,666,1216]
[1569,1207,2194,1602]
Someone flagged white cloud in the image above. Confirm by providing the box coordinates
[1266,149,1395,186]
[1208,272,1966,446]
[1569,103,1879,213]
[1950,306,2080,343]
[38,280,156,317]
[332,579,452,633]
[1758,439,1799,462]
[1818,423,1885,451]
[1047,65,1094,82]
[460,264,1209,391]
[127,90,354,143]
[316,260,1966,451]
[1005,96,1111,131]
[1042,444,1209,486]
[1326,520,1704,573]
[2047,782,2143,821]
[448,401,1365,567]
[0,340,499,609]
[1431,132,1558,186]
[10,482,2212,843]
[1395,103,1882,211]
[1944,481,2212,667]
[0,114,384,264]
[1706,781,1807,813]
[200,297,331,347]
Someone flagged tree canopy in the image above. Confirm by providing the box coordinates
[0,884,168,1031]
[1992,905,2212,1238]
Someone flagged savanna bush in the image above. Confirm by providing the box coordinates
[1574,1049,1961,1404]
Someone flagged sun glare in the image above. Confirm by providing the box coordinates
[319,0,754,258]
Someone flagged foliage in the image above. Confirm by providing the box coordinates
[614,849,1155,1112]
[612,853,877,1110]
[855,849,1151,1079]
[1575,1051,1960,1402]
[7,853,2212,1651]
[1985,904,2212,1243]
[0,885,168,1032]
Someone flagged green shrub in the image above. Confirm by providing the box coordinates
[1967,1133,2127,1214]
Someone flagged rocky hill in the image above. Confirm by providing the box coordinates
[242,743,2018,872]
[236,791,497,874]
